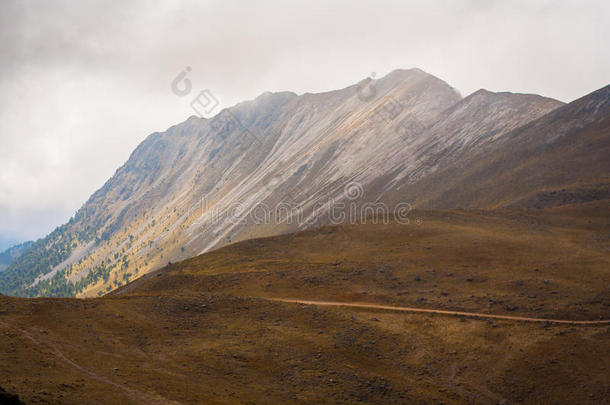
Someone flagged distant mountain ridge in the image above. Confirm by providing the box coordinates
[0,241,33,272]
[1,69,607,298]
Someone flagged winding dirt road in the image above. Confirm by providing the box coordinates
[267,298,610,325]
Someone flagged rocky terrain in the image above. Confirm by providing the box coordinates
[4,68,597,298]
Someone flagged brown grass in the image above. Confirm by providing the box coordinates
[0,207,609,404]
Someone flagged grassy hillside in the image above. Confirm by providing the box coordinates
[0,207,608,404]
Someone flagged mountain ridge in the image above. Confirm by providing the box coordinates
[0,241,33,272]
[1,70,606,298]
[401,84,610,209]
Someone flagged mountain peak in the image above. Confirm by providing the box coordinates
[374,68,462,102]
[379,67,436,83]
[255,90,298,101]
[2,73,605,299]
[471,88,493,96]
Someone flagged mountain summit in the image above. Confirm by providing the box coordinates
[2,71,607,298]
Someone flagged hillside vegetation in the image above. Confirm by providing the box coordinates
[0,207,608,404]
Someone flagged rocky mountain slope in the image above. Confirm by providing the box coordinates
[393,85,610,209]
[3,69,607,298]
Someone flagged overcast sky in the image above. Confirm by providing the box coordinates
[0,0,608,247]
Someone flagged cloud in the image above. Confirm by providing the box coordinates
[0,0,609,241]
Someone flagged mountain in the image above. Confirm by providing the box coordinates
[0,241,33,272]
[2,70,608,298]
[397,85,610,209]
[0,236,21,252]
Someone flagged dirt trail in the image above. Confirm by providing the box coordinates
[267,298,610,325]
[0,320,181,405]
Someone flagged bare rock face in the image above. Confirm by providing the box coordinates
[2,69,607,298]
